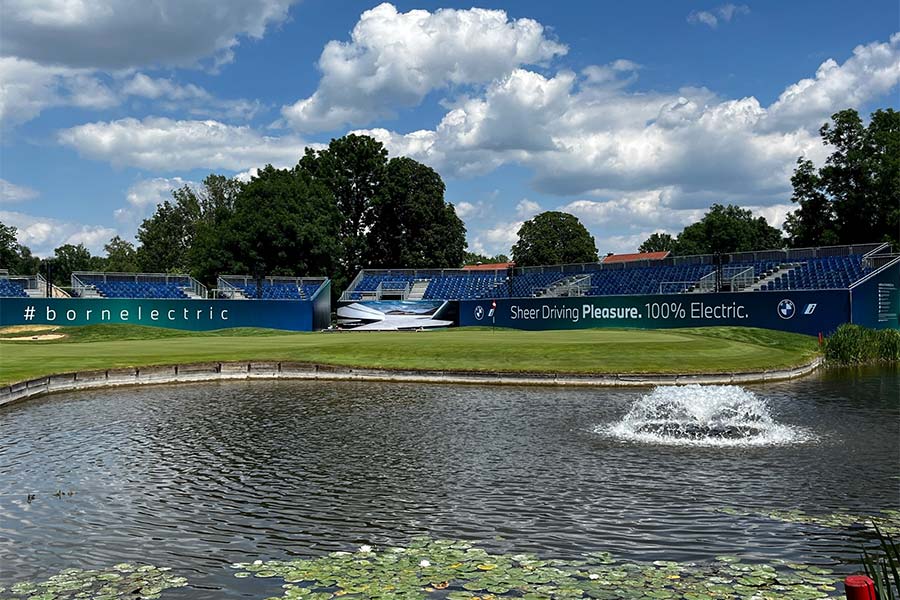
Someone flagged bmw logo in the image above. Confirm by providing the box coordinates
[777,299,796,320]
[474,305,485,320]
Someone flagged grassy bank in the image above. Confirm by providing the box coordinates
[0,325,819,386]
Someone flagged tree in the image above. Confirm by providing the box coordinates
[136,174,243,279]
[464,251,510,266]
[638,233,676,254]
[49,243,95,286]
[511,211,598,267]
[366,157,466,269]
[785,108,899,247]
[136,199,192,272]
[219,165,342,277]
[0,222,19,270]
[103,236,139,272]
[674,204,783,255]
[295,134,388,282]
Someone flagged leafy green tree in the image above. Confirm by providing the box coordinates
[783,158,839,247]
[511,211,598,267]
[219,165,342,277]
[464,251,510,265]
[638,233,676,254]
[49,243,95,286]
[295,134,388,282]
[367,157,466,268]
[103,236,139,272]
[135,174,243,279]
[674,204,783,255]
[136,199,192,272]
[785,108,899,247]
[0,222,20,271]
[187,174,244,284]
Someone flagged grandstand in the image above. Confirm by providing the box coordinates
[340,243,890,301]
[216,275,327,300]
[0,270,66,298]
[72,272,208,299]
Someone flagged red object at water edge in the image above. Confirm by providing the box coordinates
[818,332,824,346]
[844,575,876,600]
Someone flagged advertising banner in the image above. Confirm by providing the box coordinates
[460,290,851,336]
[0,297,317,331]
[336,300,455,330]
[850,259,900,330]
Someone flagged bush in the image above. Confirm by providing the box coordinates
[825,324,900,364]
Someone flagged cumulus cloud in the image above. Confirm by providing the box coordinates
[113,177,195,235]
[0,57,118,126]
[687,4,749,28]
[764,33,900,131]
[58,117,314,171]
[0,179,39,203]
[516,198,541,218]
[360,35,899,209]
[120,73,262,120]
[0,210,117,255]
[0,0,297,70]
[282,2,567,132]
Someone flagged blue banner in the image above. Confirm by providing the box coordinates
[460,290,851,336]
[850,259,900,330]
[0,297,317,331]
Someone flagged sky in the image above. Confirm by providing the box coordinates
[1,0,898,259]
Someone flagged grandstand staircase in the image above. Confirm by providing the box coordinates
[540,274,590,297]
[748,263,801,291]
[406,280,430,301]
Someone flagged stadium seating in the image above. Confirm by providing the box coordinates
[94,281,189,299]
[423,274,506,299]
[341,252,874,301]
[761,255,870,291]
[0,278,28,297]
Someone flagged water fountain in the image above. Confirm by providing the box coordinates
[602,384,809,446]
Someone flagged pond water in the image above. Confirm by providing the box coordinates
[0,368,897,598]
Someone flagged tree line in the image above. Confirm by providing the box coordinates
[1,107,896,281]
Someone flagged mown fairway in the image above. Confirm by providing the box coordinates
[0,325,820,385]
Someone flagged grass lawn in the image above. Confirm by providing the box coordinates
[0,324,820,385]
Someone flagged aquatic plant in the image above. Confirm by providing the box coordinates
[716,507,900,536]
[0,563,187,599]
[860,525,900,600]
[232,537,843,599]
[825,324,900,364]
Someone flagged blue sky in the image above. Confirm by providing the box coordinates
[1,0,898,258]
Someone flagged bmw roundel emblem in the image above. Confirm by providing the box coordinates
[474,305,485,320]
[777,299,796,320]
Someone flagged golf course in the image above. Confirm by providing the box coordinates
[0,324,820,386]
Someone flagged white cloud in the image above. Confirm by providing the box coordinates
[1,0,297,70]
[120,74,262,120]
[516,198,541,218]
[58,117,314,171]
[453,201,480,218]
[471,220,523,256]
[0,210,117,256]
[0,60,261,126]
[362,35,899,210]
[0,179,39,203]
[0,57,118,126]
[764,33,900,131]
[282,2,567,132]
[687,4,749,28]
[113,177,195,235]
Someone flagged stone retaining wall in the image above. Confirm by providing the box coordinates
[0,357,822,409]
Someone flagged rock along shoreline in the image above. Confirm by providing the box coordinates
[0,357,823,408]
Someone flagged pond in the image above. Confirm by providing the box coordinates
[0,368,897,598]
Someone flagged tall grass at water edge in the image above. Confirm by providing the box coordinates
[825,324,900,364]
